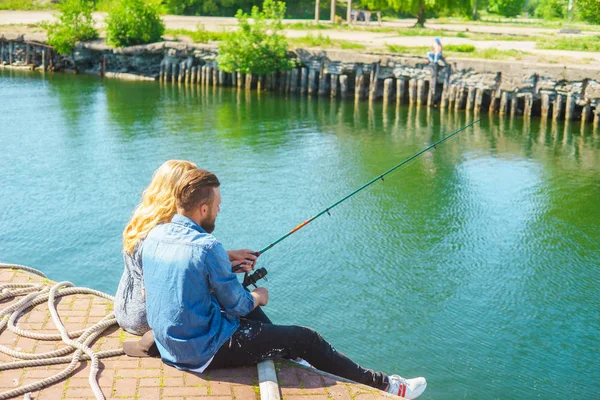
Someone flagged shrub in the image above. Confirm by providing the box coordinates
[534,0,568,19]
[45,0,98,55]
[575,0,600,24]
[217,0,294,75]
[487,0,527,17]
[445,44,476,52]
[105,0,165,47]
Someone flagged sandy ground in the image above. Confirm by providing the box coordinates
[1,11,598,64]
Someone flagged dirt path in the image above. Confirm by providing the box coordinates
[2,11,598,64]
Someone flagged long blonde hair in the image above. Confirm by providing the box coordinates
[123,160,197,254]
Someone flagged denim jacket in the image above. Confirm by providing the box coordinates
[142,214,255,369]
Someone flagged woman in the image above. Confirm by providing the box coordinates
[115,160,263,335]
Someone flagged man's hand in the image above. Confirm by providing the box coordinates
[227,249,257,273]
[251,287,269,308]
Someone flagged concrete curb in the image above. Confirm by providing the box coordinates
[257,360,280,400]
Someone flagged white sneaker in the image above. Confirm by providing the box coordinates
[291,358,313,368]
[387,375,427,399]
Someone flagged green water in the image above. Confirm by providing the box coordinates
[1,69,599,399]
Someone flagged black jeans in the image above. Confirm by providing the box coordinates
[207,319,389,391]
[244,305,271,324]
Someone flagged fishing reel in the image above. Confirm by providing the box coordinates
[243,267,268,289]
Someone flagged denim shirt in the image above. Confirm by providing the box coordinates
[142,214,255,370]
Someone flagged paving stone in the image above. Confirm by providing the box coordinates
[0,269,396,400]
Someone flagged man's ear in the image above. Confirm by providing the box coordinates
[200,203,209,217]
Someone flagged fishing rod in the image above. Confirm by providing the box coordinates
[241,119,481,287]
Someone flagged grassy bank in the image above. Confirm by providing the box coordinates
[0,0,54,10]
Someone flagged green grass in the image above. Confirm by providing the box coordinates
[284,21,395,33]
[0,0,55,10]
[165,25,229,43]
[284,22,334,30]
[431,16,600,32]
[385,44,429,55]
[467,48,528,60]
[536,35,600,52]
[289,33,366,50]
[386,43,529,60]
[445,44,475,52]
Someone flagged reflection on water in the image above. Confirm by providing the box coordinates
[1,70,599,400]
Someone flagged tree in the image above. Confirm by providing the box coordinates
[361,0,464,27]
[217,0,295,75]
[105,0,165,47]
[45,0,98,55]
[575,0,600,24]
[487,0,527,17]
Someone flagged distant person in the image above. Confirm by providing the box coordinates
[141,166,428,399]
[114,160,267,337]
[427,37,443,64]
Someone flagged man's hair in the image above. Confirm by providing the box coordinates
[175,169,220,213]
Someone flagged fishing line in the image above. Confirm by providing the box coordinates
[258,119,480,257]
[241,119,481,287]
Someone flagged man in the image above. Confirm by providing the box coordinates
[142,168,427,399]
[427,37,443,64]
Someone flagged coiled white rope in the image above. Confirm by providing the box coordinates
[0,264,125,400]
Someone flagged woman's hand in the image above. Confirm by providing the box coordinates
[227,249,258,273]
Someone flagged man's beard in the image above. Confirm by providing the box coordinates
[201,211,216,233]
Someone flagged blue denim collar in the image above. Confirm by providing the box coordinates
[171,214,207,234]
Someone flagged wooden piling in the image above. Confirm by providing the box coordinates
[553,94,563,120]
[48,49,54,71]
[565,94,575,120]
[330,74,338,97]
[593,104,600,128]
[447,85,455,110]
[9,42,13,65]
[427,64,438,107]
[0,40,4,64]
[299,68,307,94]
[489,90,499,114]
[212,68,218,87]
[408,78,417,105]
[455,86,466,111]
[308,69,318,95]
[190,66,197,84]
[257,75,264,91]
[30,45,36,68]
[541,93,551,119]
[581,104,591,126]
[499,91,509,115]
[237,72,243,89]
[245,73,253,90]
[368,62,380,101]
[440,86,449,109]
[355,66,367,101]
[178,63,184,84]
[186,65,192,84]
[396,78,406,105]
[466,87,476,111]
[285,70,292,93]
[41,48,47,72]
[339,75,348,98]
[318,73,330,96]
[474,88,484,113]
[171,63,177,84]
[383,78,394,105]
[523,93,533,117]
[510,90,518,117]
[416,79,427,106]
[291,68,299,92]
